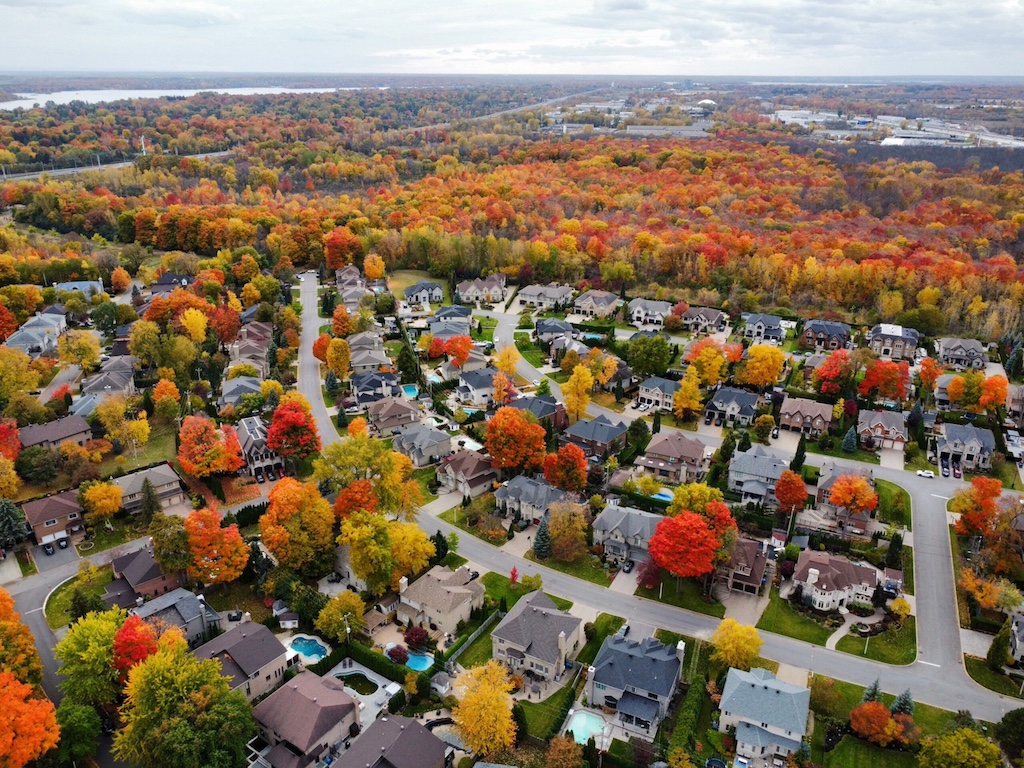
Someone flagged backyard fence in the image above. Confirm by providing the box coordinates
[445,609,504,665]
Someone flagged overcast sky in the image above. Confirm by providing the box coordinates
[1,0,1021,77]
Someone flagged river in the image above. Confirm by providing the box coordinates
[0,86,380,111]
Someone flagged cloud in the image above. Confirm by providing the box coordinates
[120,0,241,27]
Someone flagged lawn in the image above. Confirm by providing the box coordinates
[524,550,612,587]
[949,526,971,627]
[576,612,625,666]
[824,735,916,768]
[98,424,178,479]
[80,517,147,555]
[16,549,37,577]
[513,333,547,369]
[456,629,494,668]
[45,566,113,629]
[203,581,273,623]
[991,459,1024,490]
[822,677,955,736]
[438,507,506,544]
[964,655,1024,699]
[471,315,498,342]
[438,552,468,569]
[546,371,569,384]
[480,572,572,612]
[756,586,833,646]
[901,546,914,596]
[388,269,451,305]
[875,478,911,530]
[412,467,439,503]
[591,391,625,412]
[807,441,880,465]
[835,616,917,665]
[518,675,578,739]
[636,577,726,619]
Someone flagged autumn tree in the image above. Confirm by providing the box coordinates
[0,419,19,463]
[315,592,366,642]
[980,375,1008,412]
[78,481,123,528]
[337,510,395,596]
[918,357,943,403]
[323,226,362,269]
[547,502,589,563]
[918,727,1002,768]
[184,507,249,585]
[492,371,512,406]
[775,469,807,522]
[560,349,580,375]
[851,700,903,747]
[562,364,594,423]
[178,306,209,344]
[452,660,516,759]
[446,335,473,368]
[209,304,241,346]
[149,512,192,575]
[543,443,588,493]
[485,407,547,473]
[177,415,243,477]
[260,479,334,577]
[649,512,718,581]
[812,349,854,395]
[494,345,521,377]
[327,337,351,378]
[0,347,39,404]
[58,329,102,369]
[710,619,763,671]
[55,607,126,706]
[0,586,42,686]
[858,359,909,402]
[828,474,879,520]
[666,482,724,517]
[333,478,379,519]
[331,305,353,337]
[687,338,727,386]
[312,332,332,363]
[0,671,59,768]
[111,614,160,682]
[672,366,702,421]
[738,344,785,388]
[153,377,180,405]
[952,476,1003,537]
[546,735,584,768]
[267,400,321,463]
[363,254,386,280]
[387,520,435,589]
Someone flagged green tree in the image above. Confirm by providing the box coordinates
[137,478,161,526]
[890,689,915,716]
[537,377,552,397]
[149,513,192,575]
[842,426,858,453]
[737,430,752,453]
[790,432,806,471]
[397,344,419,384]
[862,677,881,703]
[918,728,1001,768]
[627,335,671,379]
[315,592,366,642]
[55,607,126,706]
[987,619,1011,671]
[55,699,102,764]
[753,414,775,443]
[0,497,28,550]
[995,707,1024,764]
[652,409,661,434]
[15,446,58,485]
[533,515,551,559]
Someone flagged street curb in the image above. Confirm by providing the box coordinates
[41,574,77,631]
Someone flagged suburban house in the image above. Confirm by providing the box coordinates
[397,565,485,636]
[792,551,878,611]
[18,414,92,451]
[434,304,472,322]
[680,306,727,334]
[456,273,506,304]
[4,313,67,358]
[728,446,789,507]
[560,414,628,457]
[426,319,470,342]
[635,431,707,483]
[237,321,274,345]
[131,588,222,646]
[405,280,444,305]
[573,289,620,318]
[778,395,833,436]
[351,371,401,405]
[437,450,497,498]
[934,373,960,412]
[704,387,760,427]
[717,538,769,594]
[1010,612,1024,664]
[857,410,908,449]
[637,376,680,411]
[113,464,187,515]
[350,348,392,375]
[936,423,996,472]
[151,272,192,294]
[491,590,583,680]
[817,462,876,532]
[586,635,684,737]
[536,317,575,344]
[55,279,105,297]
[237,416,282,478]
[195,622,291,702]
[252,672,360,768]
[803,353,828,384]
[81,357,138,398]
[628,298,673,327]
[334,715,450,768]
[505,394,568,432]
[218,375,262,409]
[719,668,810,763]
[455,366,500,407]
[592,503,661,563]
[743,313,784,344]
[335,265,364,288]
[228,339,270,379]
[392,424,452,467]
[339,284,373,312]
[937,337,987,370]
[366,397,421,435]
[21,490,83,546]
[494,475,567,524]
[800,320,851,351]
[1008,384,1024,426]
[550,335,591,362]
[519,283,575,309]
[437,347,489,383]
[105,545,182,608]
[868,323,920,360]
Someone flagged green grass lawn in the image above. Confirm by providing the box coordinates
[438,552,468,569]
[519,675,577,739]
[875,478,912,530]
[991,459,1024,490]
[949,527,971,627]
[901,546,914,596]
[524,550,612,587]
[807,441,880,465]
[822,677,955,736]
[513,334,547,368]
[576,613,625,666]
[45,566,113,629]
[479,572,572,612]
[203,581,273,623]
[388,269,451,305]
[756,586,833,645]
[456,629,494,668]
[546,371,570,384]
[98,424,177,479]
[16,549,37,577]
[824,735,917,768]
[636,577,726,618]
[80,517,147,555]
[438,507,504,544]
[902,451,933,473]
[964,655,1024,699]
[472,315,498,342]
[412,467,439,503]
[835,616,917,665]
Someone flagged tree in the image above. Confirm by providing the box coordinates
[952,476,1003,537]
[326,337,351,378]
[485,407,547,472]
[710,618,763,671]
[918,357,943,403]
[980,375,1008,412]
[0,499,28,552]
[810,676,845,719]
[0,419,19,462]
[829,474,879,520]
[15,446,56,486]
[775,470,807,520]
[111,615,160,682]
[452,660,516,759]
[267,401,321,463]
[55,607,126,706]
[260,479,334,577]
[0,305,18,343]
[149,513,192,575]
[918,728,1001,768]
[543,443,588,492]
[890,689,915,716]
[363,254,386,280]
[812,349,854,395]
[331,305,353,337]
[388,520,435,589]
[0,587,42,687]
[494,345,521,376]
[546,735,584,768]
[649,512,718,580]
[113,632,255,768]
[0,347,39,405]
[78,481,123,528]
[627,334,671,379]
[859,359,910,401]
[209,304,241,346]
[153,377,180,405]
[312,332,332,363]
[533,515,551,559]
[0,456,19,498]
[562,364,594,423]
[889,597,912,622]
[338,511,395,596]
[672,366,702,421]
[536,377,552,396]
[177,416,243,477]
[995,707,1024,764]
[987,619,1011,671]
[753,414,775,442]
[58,329,102,369]
[548,502,589,563]
[492,371,512,406]
[0,671,59,768]
[446,335,473,368]
[862,677,881,702]
[851,700,902,747]
[738,344,785,387]
[332,478,379,519]
[184,507,249,585]
[55,699,101,764]
[323,226,362,268]
[666,482,723,517]
[559,349,581,376]
[178,306,209,343]
[841,425,858,452]
[315,592,366,642]
[396,344,419,384]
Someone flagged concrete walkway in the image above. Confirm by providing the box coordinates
[501,530,535,558]
[420,492,462,518]
[825,609,886,650]
[716,583,774,626]
[0,551,23,586]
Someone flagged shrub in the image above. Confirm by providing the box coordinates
[387,645,409,664]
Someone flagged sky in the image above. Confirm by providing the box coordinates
[1,0,1022,77]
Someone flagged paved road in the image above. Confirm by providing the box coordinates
[2,150,235,182]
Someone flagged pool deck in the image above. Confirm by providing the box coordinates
[278,631,332,666]
[325,659,396,723]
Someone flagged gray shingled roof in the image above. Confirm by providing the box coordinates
[132,588,217,627]
[18,415,91,448]
[729,446,788,483]
[394,424,450,454]
[112,464,181,497]
[720,667,809,736]
[939,423,996,452]
[593,503,661,544]
[112,547,165,590]
[491,590,582,665]
[564,413,626,444]
[253,672,356,756]
[506,394,559,420]
[459,366,500,389]
[536,318,574,337]
[494,475,566,511]
[641,376,680,396]
[708,387,759,415]
[803,319,850,338]
[590,635,680,698]
[335,715,447,768]
[194,623,287,688]
[575,289,619,307]
[617,690,662,722]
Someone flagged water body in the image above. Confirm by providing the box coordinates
[0,86,370,110]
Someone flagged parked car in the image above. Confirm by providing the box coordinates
[916,469,936,478]
[57,538,69,549]
[714,414,724,427]
[953,461,962,478]
[43,543,55,555]
[532,379,540,387]
[940,458,950,477]
[704,413,713,425]
[771,426,780,439]
[277,467,286,480]
[254,470,265,484]
[622,560,635,574]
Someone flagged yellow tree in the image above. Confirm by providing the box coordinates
[492,371,512,406]
[79,482,123,528]
[0,456,21,498]
[259,479,335,577]
[710,619,763,671]
[692,345,726,387]
[452,660,516,758]
[563,364,594,423]
[326,338,351,379]
[240,282,261,307]
[120,415,151,463]
[179,307,208,343]
[387,520,435,590]
[672,366,702,421]
[363,254,386,280]
[314,592,366,642]
[493,345,521,377]
[57,330,101,369]
[739,344,785,388]
[666,483,724,516]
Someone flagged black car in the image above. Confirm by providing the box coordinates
[704,413,713,425]
[57,538,69,549]
[43,543,55,555]
[255,470,265,484]
[940,458,950,477]
[622,560,635,574]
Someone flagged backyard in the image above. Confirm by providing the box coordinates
[513,333,546,369]
[834,616,917,665]
[823,735,917,768]
[203,581,273,623]
[635,577,726,618]
[387,269,451,305]
[756,586,834,646]
[806,440,880,465]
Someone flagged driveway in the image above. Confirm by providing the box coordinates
[33,542,80,572]
[609,564,640,595]
[772,429,802,455]
[0,551,22,585]
[879,447,904,470]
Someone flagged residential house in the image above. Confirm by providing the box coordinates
[491,590,583,680]
[1011,612,1024,664]
[936,423,996,472]
[69,393,104,419]
[817,462,875,533]
[934,373,960,412]
[218,375,262,410]
[704,387,759,427]
[1007,383,1024,425]
[351,371,401,405]
[560,414,628,458]
[519,283,574,309]
[339,284,373,312]
[195,622,291,702]
[335,265,364,288]
[536,317,575,344]
[131,588,222,646]
[237,416,282,477]
[4,313,67,357]
[573,289,620,319]
[334,715,450,768]
[679,306,727,334]
[857,410,908,449]
[434,304,472,322]
[253,672,360,768]
[18,414,91,451]
[628,298,673,327]
[455,366,500,407]
[550,335,591,361]
[426,319,470,341]
[456,273,506,304]
[728,446,789,507]
[366,397,420,435]
[80,358,137,398]
[113,463,187,515]
[743,313,784,344]
[397,565,485,636]
[494,476,567,525]
[586,635,684,737]
[778,395,832,436]
[637,376,680,411]
[228,338,270,379]
[347,330,384,352]
[505,394,568,432]
[437,450,497,498]
[393,424,452,467]
[405,280,444,305]
[350,348,392,375]
[718,538,769,594]
[105,545,182,608]
[937,337,987,370]
[635,432,707,483]
[151,272,192,295]
[868,323,920,360]
[437,347,489,383]
[55,279,105,297]
[21,490,83,546]
[592,503,661,562]
[238,321,274,344]
[719,668,809,763]
[800,320,851,351]
[792,551,878,611]
[803,353,828,384]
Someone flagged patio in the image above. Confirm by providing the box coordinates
[324,658,401,723]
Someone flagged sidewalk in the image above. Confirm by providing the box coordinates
[0,552,23,585]
[825,609,886,650]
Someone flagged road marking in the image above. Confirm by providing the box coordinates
[918,661,941,667]
[24,608,43,614]
[930,494,951,500]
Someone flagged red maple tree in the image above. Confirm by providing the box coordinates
[312,332,332,363]
[445,335,473,367]
[485,407,547,472]
[323,226,362,269]
[0,305,19,342]
[850,701,903,747]
[177,415,243,477]
[774,469,808,516]
[648,512,718,580]
[812,349,853,395]
[953,476,1003,537]
[0,418,20,462]
[111,615,159,682]
[858,359,909,401]
[267,401,322,462]
[209,304,241,346]
[543,444,588,493]
[183,507,249,585]
[333,478,379,519]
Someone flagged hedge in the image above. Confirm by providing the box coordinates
[205,475,227,503]
[234,501,268,528]
[669,675,707,754]
[608,486,671,513]
[308,639,411,683]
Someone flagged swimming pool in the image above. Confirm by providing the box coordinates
[564,710,607,744]
[289,634,330,663]
[385,642,435,672]
[426,373,442,385]
[653,490,674,502]
[582,333,604,341]
[461,407,480,415]
[402,384,420,399]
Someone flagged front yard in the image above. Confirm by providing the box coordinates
[471,315,498,342]
[806,440,880,465]
[513,333,546,369]
[479,572,572,612]
[834,616,917,665]
[45,565,113,629]
[524,549,612,587]
[964,654,1024,699]
[387,269,451,305]
[875,478,911,529]
[824,735,917,768]
[755,586,834,646]
[635,577,726,618]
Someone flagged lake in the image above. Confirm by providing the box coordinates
[0,86,376,111]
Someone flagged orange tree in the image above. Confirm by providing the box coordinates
[543,443,588,493]
[828,474,878,519]
[259,479,334,577]
[648,512,718,584]
[485,407,546,473]
[184,507,249,585]
[0,671,59,768]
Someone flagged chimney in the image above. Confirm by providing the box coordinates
[242,612,251,624]
[399,576,408,594]
[135,596,144,608]
[557,630,566,658]
[807,568,819,586]
[676,640,686,665]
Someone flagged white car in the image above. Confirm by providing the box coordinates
[532,379,540,387]
[916,470,936,478]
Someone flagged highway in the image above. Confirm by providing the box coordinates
[1,150,236,182]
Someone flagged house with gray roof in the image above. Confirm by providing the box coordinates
[536,317,574,344]
[405,280,443,305]
[592,503,661,563]
[456,366,500,406]
[105,545,182,608]
[869,323,920,360]
[4,313,66,358]
[719,667,810,763]
[494,475,567,525]
[366,396,420,435]
[397,565,484,636]
[680,306,727,334]
[350,347,392,375]
[574,289,620,319]
[81,366,137,398]
[492,590,583,680]
[728,446,789,507]
[560,413,627,457]
[586,635,684,737]
[456,273,506,304]
[937,337,987,370]
[195,622,291,701]
[1011,611,1024,664]
[393,423,452,467]
[437,347,489,383]
[113,463,186,514]
[801,320,850,351]
[437,450,497,498]
[131,588,222,646]
[638,376,680,411]
[857,409,907,449]
[55,280,105,297]
[519,283,575,310]
[218,375,262,410]
[18,414,91,451]
[351,371,401,405]
[505,394,568,432]
[237,416,282,477]
[550,335,591,361]
[936,423,996,472]
[705,387,759,426]
[334,715,449,768]
[628,297,673,327]
[743,313,785,344]
[427,317,471,341]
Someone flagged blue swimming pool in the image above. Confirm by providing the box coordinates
[402,384,420,398]
[653,491,674,502]
[462,407,480,415]
[289,634,330,663]
[426,373,442,384]
[385,642,435,671]
[582,333,604,341]
[564,710,607,744]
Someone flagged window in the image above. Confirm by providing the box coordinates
[44,519,57,527]
[68,512,79,520]
[595,683,606,690]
